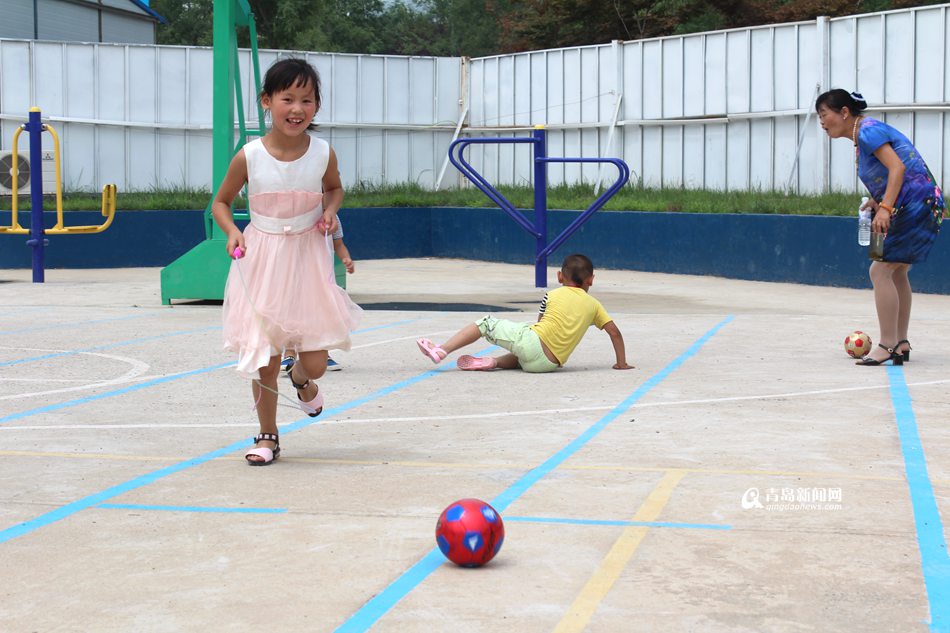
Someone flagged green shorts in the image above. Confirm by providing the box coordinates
[475,315,560,374]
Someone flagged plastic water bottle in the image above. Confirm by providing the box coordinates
[857,196,871,246]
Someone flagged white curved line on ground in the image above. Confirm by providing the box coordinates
[0,352,152,401]
[3,378,947,430]
[0,329,449,402]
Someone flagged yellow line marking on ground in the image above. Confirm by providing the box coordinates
[553,470,688,633]
[282,457,496,468]
[273,457,912,483]
[0,450,176,462]
[568,464,904,483]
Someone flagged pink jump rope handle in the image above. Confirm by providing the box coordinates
[232,246,244,259]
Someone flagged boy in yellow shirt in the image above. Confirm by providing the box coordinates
[416,254,632,372]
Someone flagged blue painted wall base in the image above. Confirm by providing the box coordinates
[2,208,947,294]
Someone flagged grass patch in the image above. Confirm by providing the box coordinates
[0,183,860,216]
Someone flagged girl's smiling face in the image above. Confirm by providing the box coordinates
[262,80,317,137]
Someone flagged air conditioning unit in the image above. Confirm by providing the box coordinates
[0,150,58,196]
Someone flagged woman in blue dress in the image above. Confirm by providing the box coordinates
[817,89,945,366]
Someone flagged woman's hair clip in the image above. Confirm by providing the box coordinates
[850,91,866,103]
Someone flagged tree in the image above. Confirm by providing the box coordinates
[249,0,387,52]
[152,0,215,46]
[152,0,950,56]
[418,0,508,57]
[153,0,389,52]
[496,0,680,52]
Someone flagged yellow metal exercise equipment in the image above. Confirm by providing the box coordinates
[0,107,117,281]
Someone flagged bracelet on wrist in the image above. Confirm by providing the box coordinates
[879,202,895,214]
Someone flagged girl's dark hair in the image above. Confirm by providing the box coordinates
[561,253,594,285]
[261,57,322,121]
[815,89,867,115]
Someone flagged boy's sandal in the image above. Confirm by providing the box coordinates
[457,355,497,371]
[245,432,280,466]
[290,367,324,417]
[417,338,447,364]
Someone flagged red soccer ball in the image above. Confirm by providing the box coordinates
[435,498,505,567]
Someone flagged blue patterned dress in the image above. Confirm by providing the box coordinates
[856,117,945,263]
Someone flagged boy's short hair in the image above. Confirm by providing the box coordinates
[561,254,594,285]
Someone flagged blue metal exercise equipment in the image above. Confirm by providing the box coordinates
[448,126,629,287]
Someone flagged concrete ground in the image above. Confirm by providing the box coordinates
[1,258,950,632]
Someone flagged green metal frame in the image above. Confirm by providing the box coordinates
[160,0,344,304]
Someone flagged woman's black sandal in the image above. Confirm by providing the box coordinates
[855,344,904,366]
[897,339,912,362]
[245,432,280,466]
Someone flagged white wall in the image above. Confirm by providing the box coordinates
[467,5,950,194]
[1,4,948,195]
[0,41,462,192]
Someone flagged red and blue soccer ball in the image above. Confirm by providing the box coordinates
[435,498,505,567]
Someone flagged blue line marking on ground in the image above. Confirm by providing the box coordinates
[334,550,448,633]
[490,316,732,514]
[886,366,950,632]
[0,346,495,544]
[0,326,220,367]
[0,361,236,424]
[0,441,247,544]
[0,318,415,368]
[280,367,453,434]
[333,316,733,633]
[279,346,497,434]
[503,516,731,530]
[0,317,460,426]
[97,503,287,514]
[0,314,149,336]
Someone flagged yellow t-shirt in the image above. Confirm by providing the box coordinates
[529,286,612,365]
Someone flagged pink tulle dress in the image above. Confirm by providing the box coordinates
[222,135,363,378]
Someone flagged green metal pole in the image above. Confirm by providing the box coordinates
[161,0,265,304]
[248,18,266,136]
[209,0,235,240]
[233,40,248,149]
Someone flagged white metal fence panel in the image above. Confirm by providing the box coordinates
[1,4,948,196]
[464,21,830,192]
[462,7,947,195]
[825,6,950,195]
[0,40,461,193]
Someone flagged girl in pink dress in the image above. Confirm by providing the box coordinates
[212,58,362,465]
